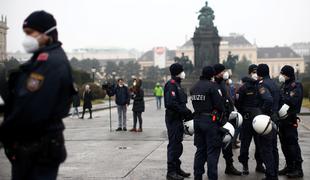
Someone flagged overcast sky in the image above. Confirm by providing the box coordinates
[1,0,310,52]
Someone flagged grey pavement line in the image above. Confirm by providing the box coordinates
[301,123,310,131]
[122,140,166,178]
[65,139,167,142]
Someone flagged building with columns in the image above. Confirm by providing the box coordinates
[0,15,8,62]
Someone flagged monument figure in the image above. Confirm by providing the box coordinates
[192,1,221,67]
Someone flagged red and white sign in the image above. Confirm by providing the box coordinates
[154,47,166,68]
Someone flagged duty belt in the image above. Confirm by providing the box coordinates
[194,112,212,116]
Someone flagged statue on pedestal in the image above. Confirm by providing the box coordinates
[198,1,215,29]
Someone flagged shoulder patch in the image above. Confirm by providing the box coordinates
[291,82,296,88]
[26,72,45,92]
[37,53,49,62]
[170,79,176,84]
[259,87,266,94]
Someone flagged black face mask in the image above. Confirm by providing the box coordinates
[214,76,223,83]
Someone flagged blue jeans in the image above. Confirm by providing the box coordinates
[117,105,127,128]
[156,96,162,109]
[71,107,79,117]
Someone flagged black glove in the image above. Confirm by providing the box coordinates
[184,112,194,122]
[184,109,193,121]
[271,113,279,123]
[218,126,229,135]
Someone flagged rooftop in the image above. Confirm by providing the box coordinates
[257,46,301,59]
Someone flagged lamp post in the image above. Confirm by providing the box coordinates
[91,67,96,83]
[112,71,116,82]
[296,64,299,80]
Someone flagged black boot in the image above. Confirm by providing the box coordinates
[256,163,266,173]
[194,175,202,180]
[166,172,184,180]
[287,161,303,178]
[242,162,249,175]
[177,168,191,178]
[225,162,242,176]
[278,165,288,175]
[261,177,278,180]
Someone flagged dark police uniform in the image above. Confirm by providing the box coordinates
[236,77,263,172]
[0,41,75,180]
[257,77,280,180]
[191,79,225,180]
[279,80,303,177]
[164,77,191,178]
[214,78,241,175]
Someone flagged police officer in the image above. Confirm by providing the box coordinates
[0,11,75,180]
[235,64,265,175]
[278,65,303,178]
[191,66,226,180]
[213,64,242,176]
[256,64,280,180]
[165,63,192,180]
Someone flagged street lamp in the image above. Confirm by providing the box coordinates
[295,64,299,80]
[91,67,96,83]
[112,71,116,81]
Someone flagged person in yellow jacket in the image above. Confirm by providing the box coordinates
[153,82,164,109]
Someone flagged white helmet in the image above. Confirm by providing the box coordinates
[184,120,194,136]
[229,111,243,128]
[278,104,290,120]
[222,122,235,143]
[252,115,272,135]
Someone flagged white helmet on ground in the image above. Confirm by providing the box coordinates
[184,120,194,136]
[229,111,243,128]
[252,115,272,135]
[222,122,235,143]
[278,104,290,120]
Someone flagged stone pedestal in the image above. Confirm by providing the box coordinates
[192,27,221,67]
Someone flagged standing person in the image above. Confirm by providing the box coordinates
[225,78,240,149]
[81,84,93,119]
[257,63,280,180]
[130,79,145,132]
[108,78,130,131]
[0,11,75,180]
[235,64,265,175]
[165,63,192,180]
[154,82,164,109]
[278,65,303,178]
[213,64,242,176]
[191,66,226,180]
[71,86,80,118]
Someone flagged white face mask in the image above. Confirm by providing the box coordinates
[228,79,233,85]
[251,73,258,80]
[279,74,286,83]
[22,35,40,53]
[133,81,137,86]
[223,71,229,80]
[22,26,57,53]
[119,84,124,87]
[179,71,186,79]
